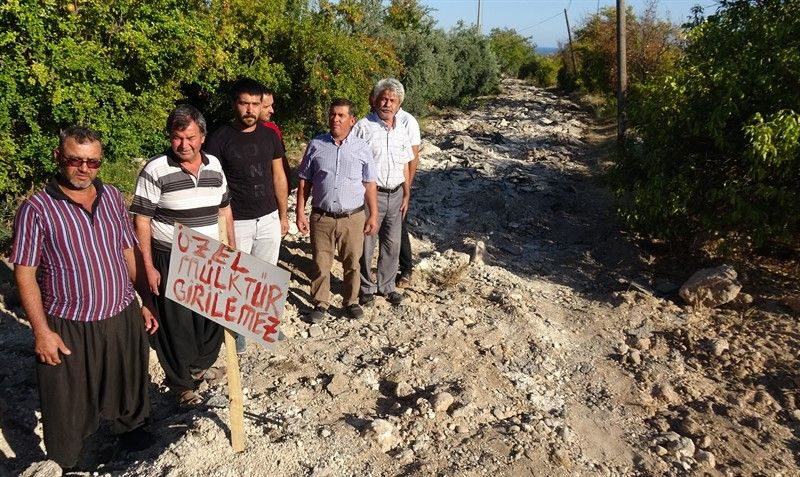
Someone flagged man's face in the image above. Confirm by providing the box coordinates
[234,92,262,129]
[259,94,275,122]
[328,105,356,139]
[170,120,205,163]
[55,137,102,190]
[375,89,401,123]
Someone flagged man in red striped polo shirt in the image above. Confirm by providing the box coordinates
[11,126,159,469]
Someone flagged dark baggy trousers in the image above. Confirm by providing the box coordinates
[37,300,150,468]
[150,247,223,393]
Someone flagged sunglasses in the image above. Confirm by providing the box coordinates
[59,155,103,169]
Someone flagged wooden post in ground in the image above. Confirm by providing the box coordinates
[219,217,245,452]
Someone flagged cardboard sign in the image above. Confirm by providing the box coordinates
[165,223,290,350]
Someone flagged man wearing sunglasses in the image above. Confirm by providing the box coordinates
[10,126,159,469]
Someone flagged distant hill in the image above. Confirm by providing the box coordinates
[536,46,559,55]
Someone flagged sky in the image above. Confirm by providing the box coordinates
[419,0,720,48]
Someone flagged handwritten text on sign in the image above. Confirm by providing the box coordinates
[165,223,291,350]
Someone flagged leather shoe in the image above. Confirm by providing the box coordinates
[345,304,364,319]
[359,294,375,307]
[308,305,328,324]
[386,291,403,306]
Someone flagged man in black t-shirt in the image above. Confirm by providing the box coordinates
[204,78,289,353]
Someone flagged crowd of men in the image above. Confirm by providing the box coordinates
[10,77,421,469]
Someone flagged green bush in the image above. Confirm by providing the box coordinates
[520,54,560,87]
[614,0,800,244]
[448,24,500,100]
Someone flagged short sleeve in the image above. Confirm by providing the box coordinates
[10,201,44,267]
[130,163,161,218]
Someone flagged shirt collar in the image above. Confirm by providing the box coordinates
[165,149,209,169]
[45,176,105,202]
[366,111,395,130]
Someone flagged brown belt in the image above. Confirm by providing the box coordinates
[311,205,365,219]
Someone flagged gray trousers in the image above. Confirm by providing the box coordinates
[360,187,403,295]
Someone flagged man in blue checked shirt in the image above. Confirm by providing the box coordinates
[296,99,379,323]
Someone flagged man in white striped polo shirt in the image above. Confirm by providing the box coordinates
[131,105,236,407]
[296,99,379,323]
[352,78,415,307]
[12,126,158,468]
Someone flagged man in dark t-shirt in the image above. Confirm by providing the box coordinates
[204,78,289,353]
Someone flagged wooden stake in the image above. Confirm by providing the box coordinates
[219,217,245,452]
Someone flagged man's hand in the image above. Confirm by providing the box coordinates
[280,216,289,236]
[145,266,161,295]
[34,329,71,365]
[142,302,159,335]
[296,213,310,236]
[400,195,410,219]
[364,216,378,236]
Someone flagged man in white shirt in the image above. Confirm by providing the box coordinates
[352,78,414,307]
[393,108,421,287]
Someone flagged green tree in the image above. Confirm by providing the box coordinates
[615,0,800,244]
[489,28,535,78]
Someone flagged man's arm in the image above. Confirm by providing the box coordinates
[123,247,159,335]
[272,158,289,235]
[400,161,411,218]
[133,215,160,295]
[219,205,236,247]
[407,144,420,187]
[296,178,312,236]
[363,182,378,235]
[15,265,71,365]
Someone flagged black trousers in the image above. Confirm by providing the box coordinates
[150,248,223,393]
[399,214,412,276]
[37,300,150,467]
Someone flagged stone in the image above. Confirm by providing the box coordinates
[782,295,800,312]
[708,338,729,356]
[395,381,415,398]
[679,265,742,308]
[364,419,400,452]
[695,449,716,468]
[551,448,572,468]
[326,373,349,397]
[20,460,62,477]
[431,392,455,412]
[629,349,642,365]
[470,241,487,266]
[652,383,681,404]
[308,325,323,338]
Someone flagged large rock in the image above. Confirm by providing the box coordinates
[20,461,61,477]
[679,265,742,308]
[363,419,400,452]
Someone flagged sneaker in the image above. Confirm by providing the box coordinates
[386,291,403,306]
[308,305,328,324]
[235,333,246,354]
[344,304,364,320]
[359,294,375,307]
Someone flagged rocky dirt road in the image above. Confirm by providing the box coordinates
[2,79,799,476]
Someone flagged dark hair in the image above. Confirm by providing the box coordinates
[231,78,265,102]
[167,104,207,135]
[329,98,356,117]
[58,126,102,152]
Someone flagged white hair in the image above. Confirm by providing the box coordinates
[371,78,405,104]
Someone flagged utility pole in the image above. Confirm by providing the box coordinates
[564,9,578,75]
[477,0,482,32]
[616,0,627,143]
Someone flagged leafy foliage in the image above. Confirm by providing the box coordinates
[613,0,800,244]
[0,0,506,199]
[563,3,681,92]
